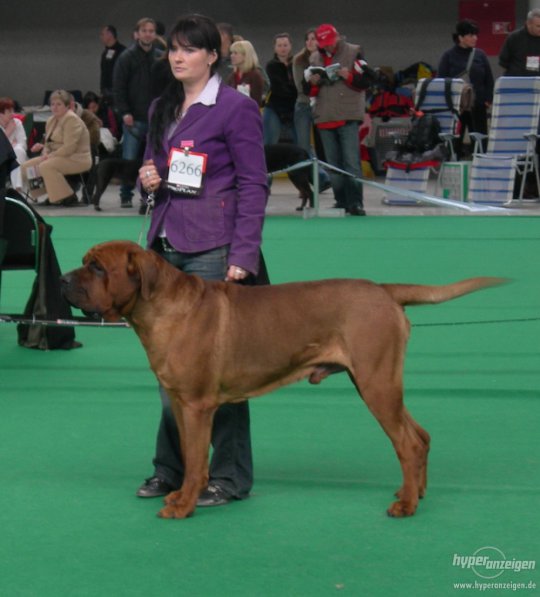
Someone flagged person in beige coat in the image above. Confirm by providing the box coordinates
[22,89,92,206]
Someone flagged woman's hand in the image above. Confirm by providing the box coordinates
[139,160,161,193]
[226,265,249,282]
[31,142,44,153]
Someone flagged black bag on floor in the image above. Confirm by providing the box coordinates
[16,207,81,350]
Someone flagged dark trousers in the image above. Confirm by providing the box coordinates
[154,387,253,498]
[149,241,269,498]
[458,104,489,156]
[319,122,364,209]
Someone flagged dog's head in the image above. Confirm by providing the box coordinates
[61,240,161,321]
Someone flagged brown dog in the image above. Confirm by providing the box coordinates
[61,240,504,519]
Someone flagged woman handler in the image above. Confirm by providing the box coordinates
[136,14,268,506]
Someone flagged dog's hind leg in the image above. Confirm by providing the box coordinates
[158,401,215,519]
[397,409,430,501]
[349,365,430,518]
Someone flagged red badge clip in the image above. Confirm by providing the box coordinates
[180,139,194,156]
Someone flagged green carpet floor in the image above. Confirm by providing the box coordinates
[0,216,539,596]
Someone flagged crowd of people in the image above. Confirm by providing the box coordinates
[1,9,539,511]
[5,10,540,213]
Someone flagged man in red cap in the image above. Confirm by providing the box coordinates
[306,24,372,215]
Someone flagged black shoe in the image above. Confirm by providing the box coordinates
[58,193,78,207]
[121,199,133,208]
[347,206,366,216]
[136,476,175,498]
[332,202,346,209]
[196,484,234,507]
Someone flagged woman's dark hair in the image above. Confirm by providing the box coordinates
[149,14,222,154]
[293,28,316,67]
[452,19,479,43]
[82,91,100,109]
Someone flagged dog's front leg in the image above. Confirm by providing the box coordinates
[158,402,215,519]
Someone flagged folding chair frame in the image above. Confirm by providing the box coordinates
[470,76,540,205]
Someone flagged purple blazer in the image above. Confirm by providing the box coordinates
[144,84,268,275]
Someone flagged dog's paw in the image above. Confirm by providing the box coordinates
[157,504,194,519]
[386,500,417,518]
[164,489,183,506]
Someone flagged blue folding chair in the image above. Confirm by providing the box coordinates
[469,76,540,205]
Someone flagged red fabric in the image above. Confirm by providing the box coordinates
[317,120,346,129]
[368,92,413,119]
[384,159,440,171]
[359,122,370,161]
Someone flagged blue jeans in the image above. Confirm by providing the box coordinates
[150,243,253,498]
[120,120,147,201]
[263,106,296,145]
[294,102,330,187]
[319,121,364,209]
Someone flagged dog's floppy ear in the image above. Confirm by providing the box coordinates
[127,248,159,301]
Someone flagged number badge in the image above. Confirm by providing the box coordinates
[167,148,208,196]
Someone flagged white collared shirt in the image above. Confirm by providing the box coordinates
[195,73,221,108]
[167,74,222,139]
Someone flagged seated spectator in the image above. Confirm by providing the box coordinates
[0,97,27,192]
[227,40,266,105]
[70,94,101,152]
[21,89,92,206]
[82,90,120,139]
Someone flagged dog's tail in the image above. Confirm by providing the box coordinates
[381,277,509,307]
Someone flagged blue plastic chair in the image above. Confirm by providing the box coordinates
[469,76,540,205]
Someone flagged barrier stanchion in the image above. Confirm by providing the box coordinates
[268,158,510,216]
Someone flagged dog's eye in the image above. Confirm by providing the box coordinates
[88,261,105,275]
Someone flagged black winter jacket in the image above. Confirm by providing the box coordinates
[113,43,162,121]
[437,45,494,106]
